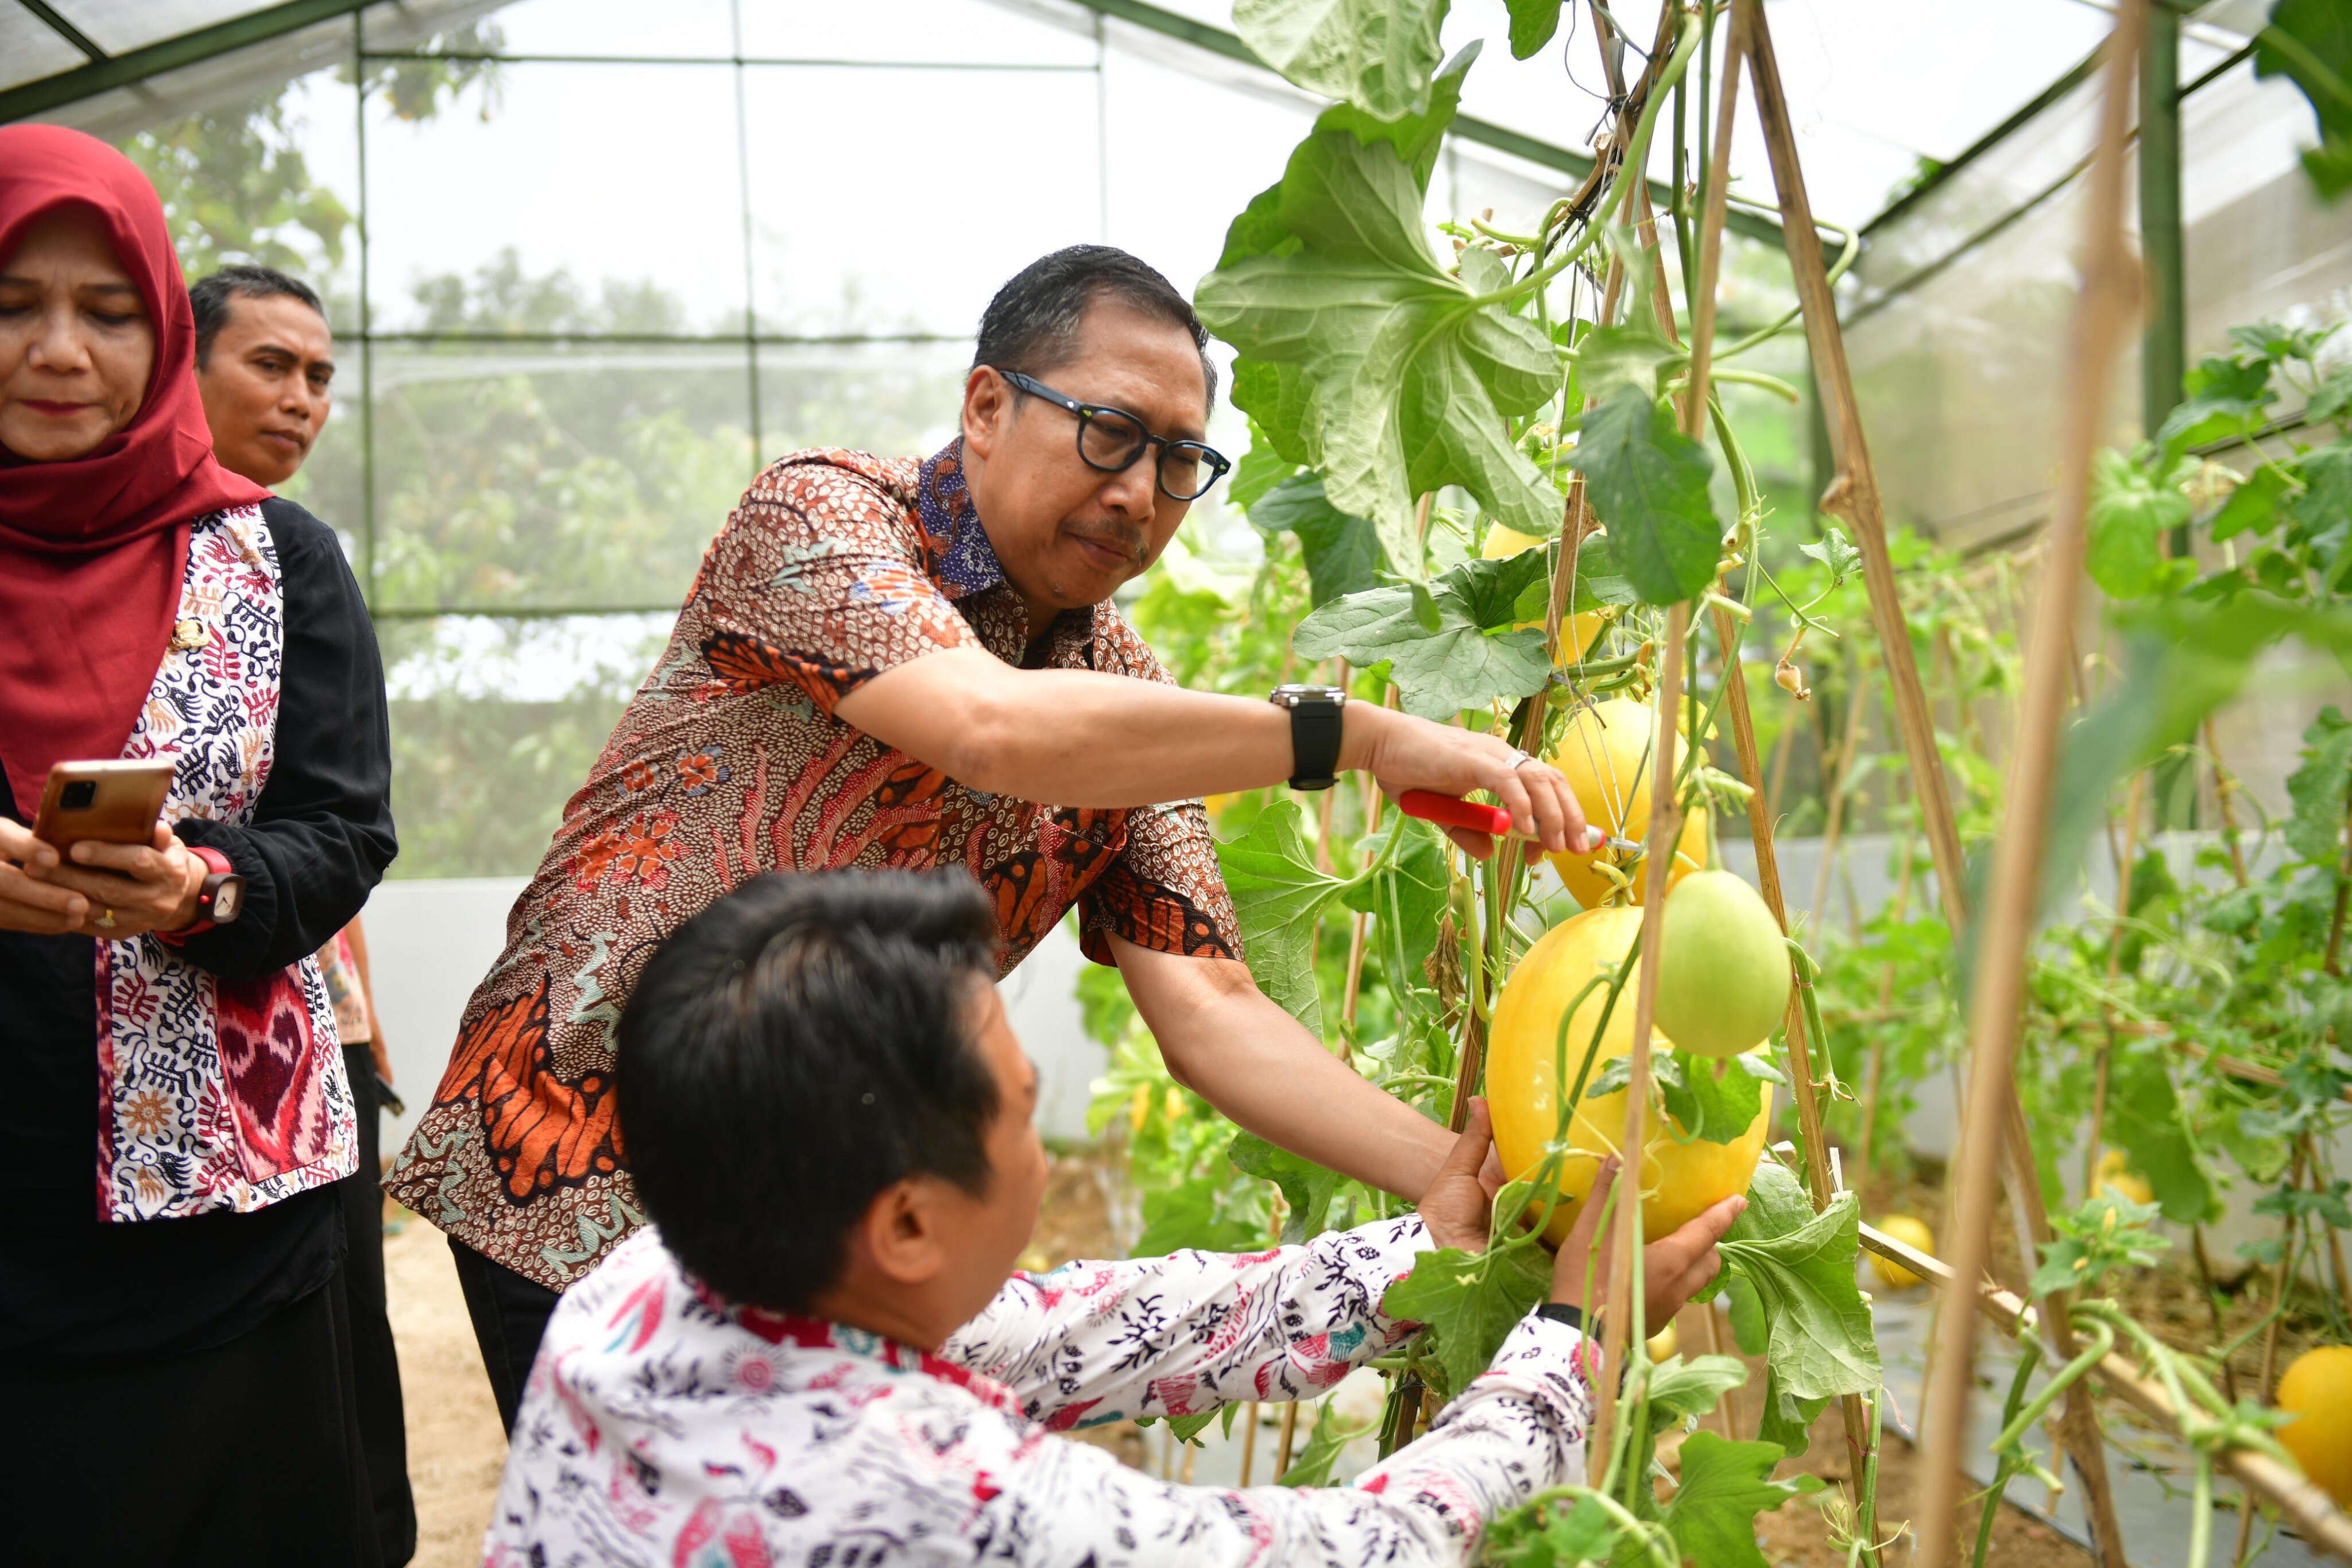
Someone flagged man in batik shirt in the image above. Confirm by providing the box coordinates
[486,872,1742,1566]
[388,247,1599,1426]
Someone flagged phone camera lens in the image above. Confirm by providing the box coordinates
[61,781,97,811]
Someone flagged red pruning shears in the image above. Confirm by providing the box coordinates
[1397,791,1637,855]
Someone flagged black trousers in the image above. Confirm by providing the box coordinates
[0,1276,383,1567]
[449,1233,563,1434]
[338,1042,417,1566]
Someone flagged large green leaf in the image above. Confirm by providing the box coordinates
[1134,1174,1266,1257]
[2087,448,2191,599]
[1504,0,1566,58]
[1291,548,1553,719]
[1314,40,1479,188]
[1569,385,1722,606]
[1250,472,1389,605]
[1340,813,1450,1000]
[1214,800,1348,1033]
[2254,0,2352,201]
[1380,1240,1553,1399]
[1198,129,1563,580]
[1234,0,1450,122]
[1230,420,1303,513]
[1229,1130,1343,1244]
[2155,352,2276,454]
[2286,705,2352,865]
[1629,1432,1823,1568]
[1712,1167,1881,1408]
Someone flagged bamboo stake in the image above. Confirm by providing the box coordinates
[2235,1144,2306,1567]
[1239,1401,1260,1487]
[1910,7,2148,1566]
[1275,1400,1300,1479]
[1745,8,1964,935]
[1857,1221,2352,1562]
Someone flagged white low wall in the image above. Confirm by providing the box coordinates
[359,878,1107,1152]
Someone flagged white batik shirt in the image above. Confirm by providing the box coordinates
[482,1216,1594,1567]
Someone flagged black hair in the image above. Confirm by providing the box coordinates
[188,264,325,368]
[615,869,1005,1312]
[974,243,1218,411]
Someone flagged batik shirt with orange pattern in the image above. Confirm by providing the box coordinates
[385,443,1243,1291]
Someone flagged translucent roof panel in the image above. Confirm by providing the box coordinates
[46,0,261,55]
[1,6,89,92]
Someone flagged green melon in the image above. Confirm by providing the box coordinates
[1653,870,1791,1058]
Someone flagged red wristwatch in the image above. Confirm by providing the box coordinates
[162,845,246,940]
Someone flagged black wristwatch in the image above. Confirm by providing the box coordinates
[1268,684,1346,791]
[1538,1302,1588,1333]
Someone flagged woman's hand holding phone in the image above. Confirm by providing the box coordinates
[2,816,204,938]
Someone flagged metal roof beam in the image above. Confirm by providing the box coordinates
[18,0,110,63]
[0,0,370,122]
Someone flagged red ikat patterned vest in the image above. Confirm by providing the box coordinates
[94,505,353,1221]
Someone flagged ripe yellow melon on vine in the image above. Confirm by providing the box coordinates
[1487,905,1767,1246]
[1545,698,1710,909]
[1481,522,1607,657]
[2277,1346,2352,1505]
[1654,870,1790,1059]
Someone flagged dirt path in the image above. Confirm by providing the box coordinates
[384,1211,506,1567]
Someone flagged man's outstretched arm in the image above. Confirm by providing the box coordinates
[836,646,1591,858]
[1112,933,1461,1202]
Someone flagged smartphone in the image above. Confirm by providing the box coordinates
[30,760,176,856]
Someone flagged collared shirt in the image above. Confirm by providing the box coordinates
[482,1217,1594,1567]
[387,443,1244,1291]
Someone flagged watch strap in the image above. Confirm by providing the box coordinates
[1286,695,1344,792]
[161,846,237,943]
[1537,1302,1588,1333]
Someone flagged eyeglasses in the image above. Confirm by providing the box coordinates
[994,369,1232,502]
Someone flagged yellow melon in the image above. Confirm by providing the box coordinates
[2278,1346,2352,1506]
[1487,905,1767,1246]
[1869,1215,1936,1290]
[1544,698,1711,909]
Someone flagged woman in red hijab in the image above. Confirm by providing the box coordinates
[0,125,399,1566]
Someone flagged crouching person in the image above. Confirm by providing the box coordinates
[482,869,1744,1566]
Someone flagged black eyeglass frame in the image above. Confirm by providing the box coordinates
[993,368,1232,502]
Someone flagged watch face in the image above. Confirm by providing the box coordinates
[212,877,245,924]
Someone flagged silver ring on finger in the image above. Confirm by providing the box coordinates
[1506,748,1536,769]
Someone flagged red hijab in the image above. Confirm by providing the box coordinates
[0,125,268,816]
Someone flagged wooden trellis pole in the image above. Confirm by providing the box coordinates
[1737,5,2132,1562]
[1905,3,2149,1565]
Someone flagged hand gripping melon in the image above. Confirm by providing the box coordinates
[1544,698,1711,910]
[1481,522,1606,656]
[2277,1346,2352,1505]
[1653,870,1792,1059]
[1487,905,1767,1246]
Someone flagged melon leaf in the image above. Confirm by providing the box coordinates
[1229,1130,1343,1244]
[1214,800,1349,1034]
[1647,1353,1749,1424]
[1381,1239,1552,1400]
[1708,1164,1881,1408]
[1655,1050,1767,1145]
[1291,549,1553,719]
[1638,1431,1824,1568]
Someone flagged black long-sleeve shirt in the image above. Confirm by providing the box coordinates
[0,499,396,1358]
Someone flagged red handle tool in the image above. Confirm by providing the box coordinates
[1397,791,1637,855]
[1396,790,1512,837]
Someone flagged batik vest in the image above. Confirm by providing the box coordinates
[94,504,353,1222]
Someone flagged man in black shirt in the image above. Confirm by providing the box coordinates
[192,262,417,1568]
